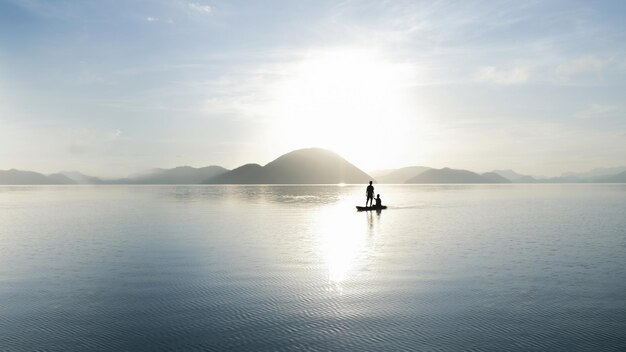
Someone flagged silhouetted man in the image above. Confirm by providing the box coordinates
[366,181,374,207]
[375,194,382,207]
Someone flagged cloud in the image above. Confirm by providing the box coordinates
[189,2,212,14]
[556,56,611,75]
[475,66,530,85]
[144,16,174,25]
[110,129,122,139]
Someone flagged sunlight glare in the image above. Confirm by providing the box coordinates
[314,204,371,290]
[269,48,418,171]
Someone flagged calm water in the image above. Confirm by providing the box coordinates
[1,185,625,351]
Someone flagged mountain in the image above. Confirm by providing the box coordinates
[370,166,431,184]
[61,171,106,184]
[515,175,539,183]
[48,173,78,184]
[561,166,626,179]
[123,166,229,184]
[537,169,626,183]
[0,169,77,185]
[3,166,229,185]
[205,148,373,184]
[406,168,510,184]
[481,172,512,183]
[206,163,264,184]
[63,167,228,184]
[492,169,524,180]
[491,169,538,183]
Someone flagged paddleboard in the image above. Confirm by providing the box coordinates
[356,205,387,211]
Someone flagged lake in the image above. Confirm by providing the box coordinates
[1,185,625,351]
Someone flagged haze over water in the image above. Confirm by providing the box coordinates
[1,184,625,351]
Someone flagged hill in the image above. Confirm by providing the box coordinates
[406,168,511,184]
[205,148,373,184]
[370,166,431,183]
[0,169,77,185]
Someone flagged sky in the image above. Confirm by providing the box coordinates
[1,0,625,177]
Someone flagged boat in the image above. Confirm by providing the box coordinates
[356,205,387,211]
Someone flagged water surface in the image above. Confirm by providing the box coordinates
[1,185,625,351]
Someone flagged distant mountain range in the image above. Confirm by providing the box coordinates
[406,168,511,184]
[0,169,76,185]
[112,166,228,184]
[601,171,626,183]
[491,169,539,183]
[371,166,626,184]
[0,167,228,185]
[370,166,431,184]
[372,167,522,184]
[2,148,625,185]
[561,166,626,179]
[60,171,106,184]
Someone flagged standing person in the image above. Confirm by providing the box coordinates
[366,181,374,207]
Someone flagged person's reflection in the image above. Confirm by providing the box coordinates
[367,209,381,236]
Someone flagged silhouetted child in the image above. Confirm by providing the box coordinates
[375,194,382,207]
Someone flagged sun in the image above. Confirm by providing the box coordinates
[267,48,417,171]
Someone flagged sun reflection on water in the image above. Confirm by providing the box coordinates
[314,204,378,292]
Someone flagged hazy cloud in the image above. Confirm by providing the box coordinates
[189,2,212,14]
[110,129,122,139]
[143,16,174,24]
[475,66,530,85]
